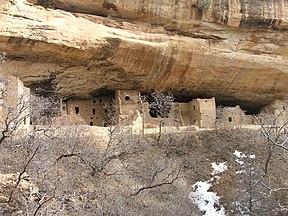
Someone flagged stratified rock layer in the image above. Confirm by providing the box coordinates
[0,0,288,110]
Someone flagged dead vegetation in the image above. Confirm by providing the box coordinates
[0,124,287,215]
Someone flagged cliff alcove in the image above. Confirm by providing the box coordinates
[0,0,288,112]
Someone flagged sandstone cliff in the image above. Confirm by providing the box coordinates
[0,0,288,111]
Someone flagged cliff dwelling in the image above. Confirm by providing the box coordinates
[63,90,222,130]
[1,76,285,133]
[66,96,113,127]
[1,1,288,215]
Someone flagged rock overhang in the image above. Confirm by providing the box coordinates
[0,0,287,112]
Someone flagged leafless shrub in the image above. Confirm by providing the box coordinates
[148,91,174,118]
[30,94,61,126]
[103,99,116,125]
[255,99,288,174]
[0,52,6,63]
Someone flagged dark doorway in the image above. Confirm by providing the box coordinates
[75,107,80,114]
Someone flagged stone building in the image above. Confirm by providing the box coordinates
[179,98,216,128]
[66,96,113,126]
[0,75,30,131]
[220,105,254,129]
[65,90,218,130]
[115,90,142,125]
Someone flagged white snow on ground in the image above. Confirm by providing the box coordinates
[235,159,244,165]
[190,152,256,215]
[233,150,242,158]
[234,150,256,177]
[235,170,245,175]
[233,150,255,165]
[189,162,227,215]
[211,162,228,175]
[233,150,247,158]
[189,181,226,216]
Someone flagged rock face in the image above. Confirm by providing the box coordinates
[0,0,288,111]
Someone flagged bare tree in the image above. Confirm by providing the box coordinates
[0,65,30,145]
[103,99,116,126]
[30,94,61,126]
[0,52,6,63]
[230,149,288,215]
[148,90,174,118]
[255,98,288,174]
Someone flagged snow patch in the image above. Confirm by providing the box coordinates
[235,159,244,165]
[234,150,255,166]
[235,170,245,175]
[189,161,227,215]
[233,150,247,158]
[233,150,255,159]
[189,181,226,216]
[211,162,228,175]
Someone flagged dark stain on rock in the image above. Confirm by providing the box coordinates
[104,66,126,83]
[211,0,229,25]
[220,0,229,25]
[89,88,115,98]
[8,37,25,48]
[239,0,277,29]
[106,38,121,48]
[103,1,117,12]
[175,30,225,40]
[29,72,57,96]
[240,18,277,29]
[93,38,121,61]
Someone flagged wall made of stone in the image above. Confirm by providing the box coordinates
[0,75,30,130]
[221,105,245,129]
[179,100,199,126]
[66,96,112,126]
[197,98,216,128]
[17,78,30,130]
[179,98,216,128]
[115,90,141,125]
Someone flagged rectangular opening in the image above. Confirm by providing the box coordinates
[93,100,96,103]
[90,122,93,126]
[93,108,96,115]
[193,106,195,111]
[75,107,79,114]
[228,117,232,122]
